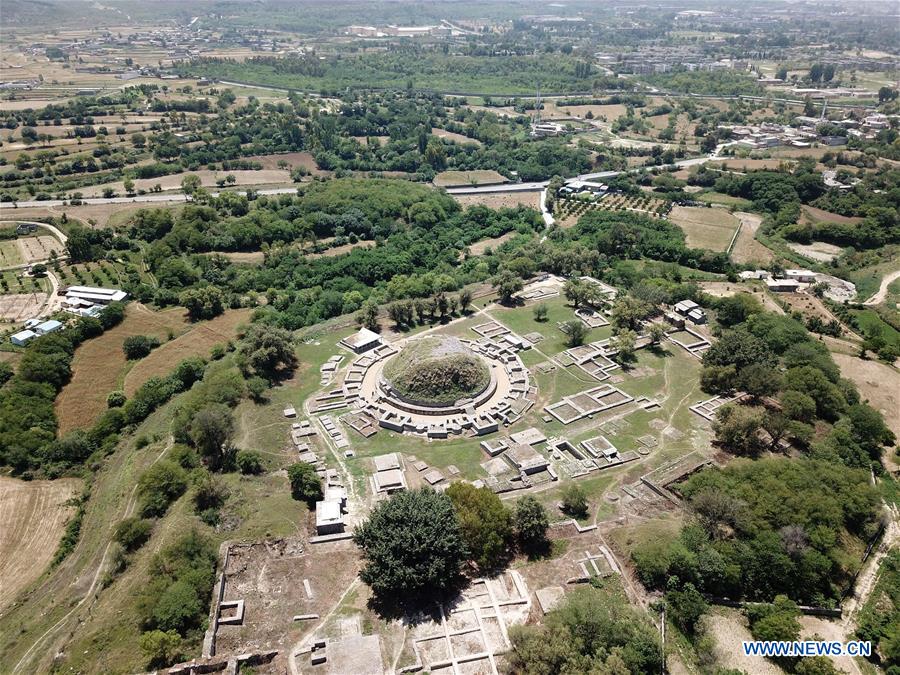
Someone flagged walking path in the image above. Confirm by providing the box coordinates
[863,269,900,306]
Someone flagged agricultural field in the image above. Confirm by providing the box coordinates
[555,193,670,227]
[0,476,81,611]
[123,308,252,396]
[55,305,190,434]
[452,191,539,210]
[729,212,774,264]
[668,205,740,252]
[433,170,508,187]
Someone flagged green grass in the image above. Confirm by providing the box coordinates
[851,308,900,346]
[696,191,753,209]
[0,239,23,266]
[847,256,900,303]
[489,297,612,356]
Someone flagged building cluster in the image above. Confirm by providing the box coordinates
[345,24,453,38]
[719,120,847,151]
[61,285,128,318]
[10,318,62,346]
[599,48,750,75]
[737,268,819,292]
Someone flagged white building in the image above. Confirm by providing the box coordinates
[784,269,816,283]
[10,329,36,346]
[340,327,382,354]
[65,285,128,305]
[315,499,344,535]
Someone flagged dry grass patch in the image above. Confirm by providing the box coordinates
[123,308,252,396]
[432,128,481,145]
[56,304,189,433]
[800,205,863,226]
[0,475,81,611]
[669,205,739,252]
[832,352,900,439]
[242,151,326,174]
[82,169,292,197]
[730,212,774,264]
[452,192,539,210]
[433,170,508,187]
[468,232,518,255]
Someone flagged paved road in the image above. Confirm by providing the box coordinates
[0,144,733,209]
[0,188,300,210]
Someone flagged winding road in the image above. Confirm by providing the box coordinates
[863,269,900,306]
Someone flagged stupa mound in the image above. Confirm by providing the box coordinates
[383,336,491,406]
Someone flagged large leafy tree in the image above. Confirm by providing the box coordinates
[237,324,297,379]
[354,488,466,604]
[446,482,513,571]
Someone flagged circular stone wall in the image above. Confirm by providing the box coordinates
[382,336,491,407]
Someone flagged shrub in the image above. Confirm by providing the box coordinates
[123,334,161,360]
[137,460,188,518]
[235,450,264,475]
[561,484,588,518]
[114,516,153,551]
[287,462,322,504]
[107,390,127,408]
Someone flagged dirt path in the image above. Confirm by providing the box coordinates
[863,268,900,306]
[843,503,900,629]
[10,439,172,674]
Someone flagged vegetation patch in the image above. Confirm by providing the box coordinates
[383,336,490,406]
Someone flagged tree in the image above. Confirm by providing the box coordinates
[137,460,188,517]
[238,324,297,379]
[123,334,161,359]
[354,488,466,605]
[533,303,549,322]
[746,595,801,642]
[189,403,234,471]
[458,289,472,313]
[514,495,549,554]
[181,174,202,198]
[564,277,588,308]
[563,319,588,347]
[611,295,652,332]
[107,390,127,408]
[357,299,379,331]
[114,516,153,551]
[713,404,765,456]
[780,390,816,422]
[610,329,637,363]
[124,178,135,195]
[492,270,523,305]
[509,587,663,674]
[287,462,322,504]
[179,286,224,321]
[30,263,47,277]
[235,450,263,475]
[132,132,147,148]
[139,629,184,669]
[561,484,588,518]
[738,363,782,400]
[648,322,667,346]
[666,578,708,634]
[446,482,513,571]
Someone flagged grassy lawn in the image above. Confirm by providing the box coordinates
[696,191,753,209]
[850,308,900,346]
[488,297,613,356]
[847,255,900,302]
[0,239,23,266]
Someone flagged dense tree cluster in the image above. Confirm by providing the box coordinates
[508,586,664,674]
[633,458,879,606]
